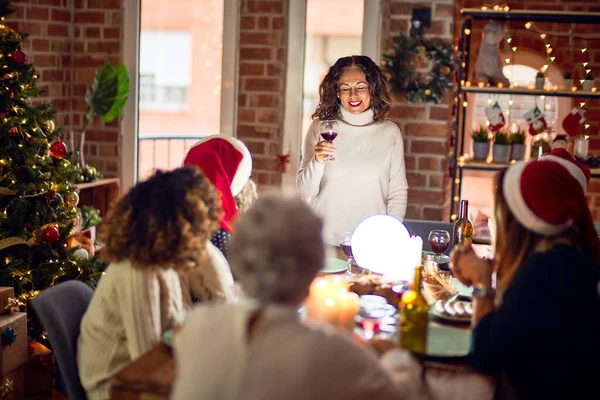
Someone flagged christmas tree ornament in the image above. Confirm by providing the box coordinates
[562,107,586,137]
[50,140,67,159]
[7,126,18,136]
[44,190,57,202]
[64,191,79,208]
[0,24,21,40]
[524,106,548,136]
[45,119,55,132]
[41,225,60,243]
[484,102,506,132]
[7,50,27,65]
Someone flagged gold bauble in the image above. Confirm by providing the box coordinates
[45,120,55,132]
[0,24,21,41]
[425,89,432,96]
[440,65,451,75]
[64,191,80,208]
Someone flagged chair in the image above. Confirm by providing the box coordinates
[403,219,454,255]
[32,280,94,400]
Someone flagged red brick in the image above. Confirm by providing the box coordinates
[239,62,265,76]
[87,41,120,54]
[272,16,284,30]
[390,18,409,34]
[428,174,444,189]
[103,27,120,39]
[88,0,120,8]
[240,32,281,46]
[423,207,445,221]
[239,47,272,60]
[33,54,57,67]
[86,130,119,142]
[407,172,427,187]
[257,109,279,124]
[266,63,284,76]
[42,69,65,82]
[408,189,445,205]
[405,123,449,138]
[249,94,281,108]
[434,3,454,19]
[430,106,450,121]
[243,78,282,92]
[32,38,50,52]
[74,11,105,24]
[410,139,447,155]
[51,9,70,22]
[86,27,101,38]
[405,155,416,170]
[405,205,422,219]
[418,156,441,171]
[244,141,266,154]
[257,16,269,29]
[238,109,256,123]
[388,106,426,120]
[47,24,69,37]
[238,94,248,107]
[390,2,417,15]
[27,7,49,20]
[240,16,255,29]
[247,1,283,14]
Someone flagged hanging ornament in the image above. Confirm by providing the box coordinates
[50,192,63,207]
[64,191,79,208]
[45,120,55,132]
[484,102,506,132]
[562,107,586,137]
[524,106,548,136]
[41,225,60,243]
[7,50,27,65]
[50,141,67,159]
[7,127,18,136]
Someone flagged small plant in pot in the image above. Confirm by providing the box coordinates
[510,128,526,161]
[471,126,490,161]
[493,130,511,163]
[583,72,594,91]
[535,71,546,90]
[563,71,572,90]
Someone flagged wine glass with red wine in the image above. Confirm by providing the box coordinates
[428,230,451,265]
[339,232,355,277]
[318,120,339,161]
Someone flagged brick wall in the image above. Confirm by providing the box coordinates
[456,0,600,220]
[381,0,455,221]
[7,0,122,177]
[236,0,288,190]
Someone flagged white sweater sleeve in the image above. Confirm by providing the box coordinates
[121,268,162,360]
[296,122,326,198]
[386,128,408,221]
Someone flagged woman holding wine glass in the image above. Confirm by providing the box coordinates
[296,55,408,244]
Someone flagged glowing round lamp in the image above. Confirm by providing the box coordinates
[350,215,410,276]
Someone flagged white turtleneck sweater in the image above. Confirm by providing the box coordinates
[296,108,408,244]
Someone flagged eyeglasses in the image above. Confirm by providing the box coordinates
[339,86,369,96]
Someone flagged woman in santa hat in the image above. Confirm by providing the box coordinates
[450,148,600,399]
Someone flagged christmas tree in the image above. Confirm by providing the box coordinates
[0,1,106,339]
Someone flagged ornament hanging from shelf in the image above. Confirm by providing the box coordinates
[275,152,290,173]
[562,107,586,137]
[484,102,506,132]
[524,106,548,136]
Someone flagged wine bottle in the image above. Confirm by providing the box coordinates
[399,265,429,354]
[454,199,473,246]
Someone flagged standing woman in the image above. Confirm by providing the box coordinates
[296,55,408,244]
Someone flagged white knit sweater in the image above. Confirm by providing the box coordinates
[296,108,408,243]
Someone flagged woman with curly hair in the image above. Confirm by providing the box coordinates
[77,167,234,400]
[296,55,408,244]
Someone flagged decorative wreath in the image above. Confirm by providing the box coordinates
[381,33,455,104]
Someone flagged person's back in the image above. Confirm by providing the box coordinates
[471,244,600,399]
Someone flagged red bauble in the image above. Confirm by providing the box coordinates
[8,127,18,136]
[42,226,60,243]
[8,50,27,65]
[50,141,67,159]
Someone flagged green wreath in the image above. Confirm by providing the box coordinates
[381,34,455,104]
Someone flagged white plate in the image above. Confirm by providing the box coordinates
[320,257,347,274]
[430,298,471,323]
[427,324,472,357]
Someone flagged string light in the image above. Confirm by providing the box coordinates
[525,22,532,30]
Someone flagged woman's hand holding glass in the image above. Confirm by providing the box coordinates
[449,244,493,288]
[313,141,336,163]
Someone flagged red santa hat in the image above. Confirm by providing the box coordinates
[183,135,252,233]
[502,148,594,237]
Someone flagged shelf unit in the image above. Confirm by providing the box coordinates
[450,8,600,219]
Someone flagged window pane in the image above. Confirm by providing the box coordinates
[138,0,224,180]
[302,0,364,149]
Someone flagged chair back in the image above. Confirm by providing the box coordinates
[33,280,94,400]
[403,219,454,255]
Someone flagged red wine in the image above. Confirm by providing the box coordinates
[340,243,353,258]
[320,131,338,142]
[429,239,449,255]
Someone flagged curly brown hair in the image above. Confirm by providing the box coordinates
[311,55,392,123]
[99,166,223,269]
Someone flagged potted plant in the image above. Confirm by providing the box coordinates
[535,71,545,90]
[510,128,526,161]
[563,71,572,89]
[583,72,594,91]
[493,130,511,163]
[471,126,490,160]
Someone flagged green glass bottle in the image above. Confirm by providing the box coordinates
[399,265,429,354]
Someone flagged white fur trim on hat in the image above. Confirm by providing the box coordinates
[503,161,571,236]
[185,135,252,196]
[538,155,587,192]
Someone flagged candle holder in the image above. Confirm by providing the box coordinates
[574,135,589,159]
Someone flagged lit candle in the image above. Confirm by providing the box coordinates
[575,135,589,159]
[306,277,359,329]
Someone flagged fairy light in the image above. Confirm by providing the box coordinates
[454,178,460,184]
[582,48,587,53]
[462,101,468,107]
[550,57,555,62]
[580,102,586,108]
[464,28,471,35]
[540,33,547,39]
[525,22,532,30]
[512,47,517,52]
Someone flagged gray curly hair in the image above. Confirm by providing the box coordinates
[229,194,325,304]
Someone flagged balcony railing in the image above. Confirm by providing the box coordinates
[138,134,207,180]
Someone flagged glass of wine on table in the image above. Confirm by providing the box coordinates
[318,120,339,161]
[428,230,451,265]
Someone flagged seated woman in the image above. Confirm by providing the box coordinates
[171,195,423,400]
[183,135,253,260]
[77,167,230,400]
[450,148,600,399]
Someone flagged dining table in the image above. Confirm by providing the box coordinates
[110,245,497,400]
